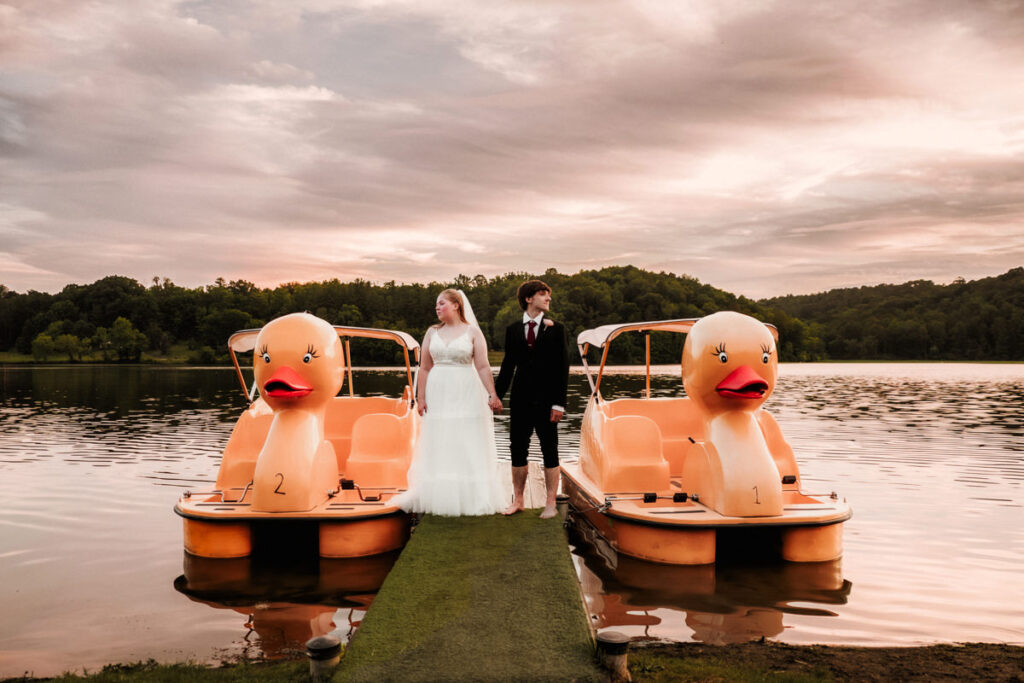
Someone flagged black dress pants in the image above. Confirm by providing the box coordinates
[510,402,559,468]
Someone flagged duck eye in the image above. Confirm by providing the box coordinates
[262,352,271,363]
[762,352,770,364]
[303,352,313,363]
[718,351,728,363]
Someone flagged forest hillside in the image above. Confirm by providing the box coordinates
[2,266,1020,363]
[764,267,1024,361]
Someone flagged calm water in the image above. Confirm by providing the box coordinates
[1,363,1022,676]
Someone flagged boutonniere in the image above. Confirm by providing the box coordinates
[542,318,554,328]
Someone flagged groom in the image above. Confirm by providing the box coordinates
[494,279,570,519]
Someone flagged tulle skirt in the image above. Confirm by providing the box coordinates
[392,364,507,516]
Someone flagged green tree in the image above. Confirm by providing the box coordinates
[198,308,261,349]
[90,327,113,361]
[31,333,55,361]
[53,333,83,361]
[110,317,148,361]
[145,323,172,354]
[491,299,522,349]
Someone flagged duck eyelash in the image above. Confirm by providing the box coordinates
[760,344,773,355]
[712,343,726,355]
[258,344,268,356]
[306,344,319,358]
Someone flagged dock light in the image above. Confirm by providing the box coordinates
[596,631,630,682]
[672,492,688,503]
[642,492,657,503]
[306,634,341,681]
[782,475,796,485]
[556,493,570,519]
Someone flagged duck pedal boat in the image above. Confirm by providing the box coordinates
[565,312,851,565]
[174,314,421,559]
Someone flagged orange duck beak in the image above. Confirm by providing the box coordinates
[715,365,769,399]
[263,366,313,399]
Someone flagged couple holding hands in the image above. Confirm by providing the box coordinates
[392,280,570,520]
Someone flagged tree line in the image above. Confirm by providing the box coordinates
[763,267,1024,361]
[1,266,1020,364]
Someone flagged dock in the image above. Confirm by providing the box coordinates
[335,464,602,682]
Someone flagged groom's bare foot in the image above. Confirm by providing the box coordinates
[503,501,524,515]
[539,504,558,519]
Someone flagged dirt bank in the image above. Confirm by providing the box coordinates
[630,641,1024,681]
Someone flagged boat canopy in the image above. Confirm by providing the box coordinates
[576,318,700,351]
[228,325,421,402]
[576,317,778,397]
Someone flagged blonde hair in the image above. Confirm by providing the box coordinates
[432,288,468,328]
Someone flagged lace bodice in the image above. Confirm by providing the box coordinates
[429,327,474,366]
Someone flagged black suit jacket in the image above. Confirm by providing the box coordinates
[495,316,570,410]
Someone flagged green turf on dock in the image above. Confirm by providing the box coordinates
[335,513,602,683]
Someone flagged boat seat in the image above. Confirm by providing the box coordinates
[345,412,413,489]
[215,405,273,491]
[599,414,670,492]
[604,398,704,476]
[324,396,407,473]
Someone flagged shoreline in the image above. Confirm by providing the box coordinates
[5,642,1023,681]
[629,641,1024,681]
[3,358,1024,367]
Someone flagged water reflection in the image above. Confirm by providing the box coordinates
[174,550,399,658]
[568,513,851,644]
[1,363,1022,677]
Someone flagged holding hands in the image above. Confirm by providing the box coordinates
[488,395,503,413]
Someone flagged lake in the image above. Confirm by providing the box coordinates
[1,363,1022,677]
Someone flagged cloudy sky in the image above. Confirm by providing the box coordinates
[2,0,1023,298]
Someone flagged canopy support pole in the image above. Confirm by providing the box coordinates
[345,339,354,397]
[645,332,651,399]
[594,344,611,399]
[579,343,596,394]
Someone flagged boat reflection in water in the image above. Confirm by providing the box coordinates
[567,512,852,644]
[173,541,399,659]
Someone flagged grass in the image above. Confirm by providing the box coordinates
[10,643,1022,683]
[629,646,831,682]
[335,514,602,683]
[0,344,195,365]
[626,642,1024,682]
[3,659,309,682]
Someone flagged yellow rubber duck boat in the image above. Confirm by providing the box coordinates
[174,313,420,559]
[561,311,851,565]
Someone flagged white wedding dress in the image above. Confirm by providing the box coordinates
[392,328,506,516]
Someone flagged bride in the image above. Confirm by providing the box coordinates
[392,288,506,516]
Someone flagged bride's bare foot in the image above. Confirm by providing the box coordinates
[503,500,524,515]
[539,504,558,519]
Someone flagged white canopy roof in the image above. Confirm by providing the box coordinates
[576,318,700,349]
[227,326,420,353]
[577,316,779,350]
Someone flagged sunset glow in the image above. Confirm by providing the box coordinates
[1,1,1023,297]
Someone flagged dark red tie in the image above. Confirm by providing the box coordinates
[527,321,537,348]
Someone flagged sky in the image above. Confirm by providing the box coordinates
[1,0,1023,299]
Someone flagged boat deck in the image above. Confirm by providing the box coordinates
[497,460,551,509]
[176,460,552,521]
[562,461,851,528]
